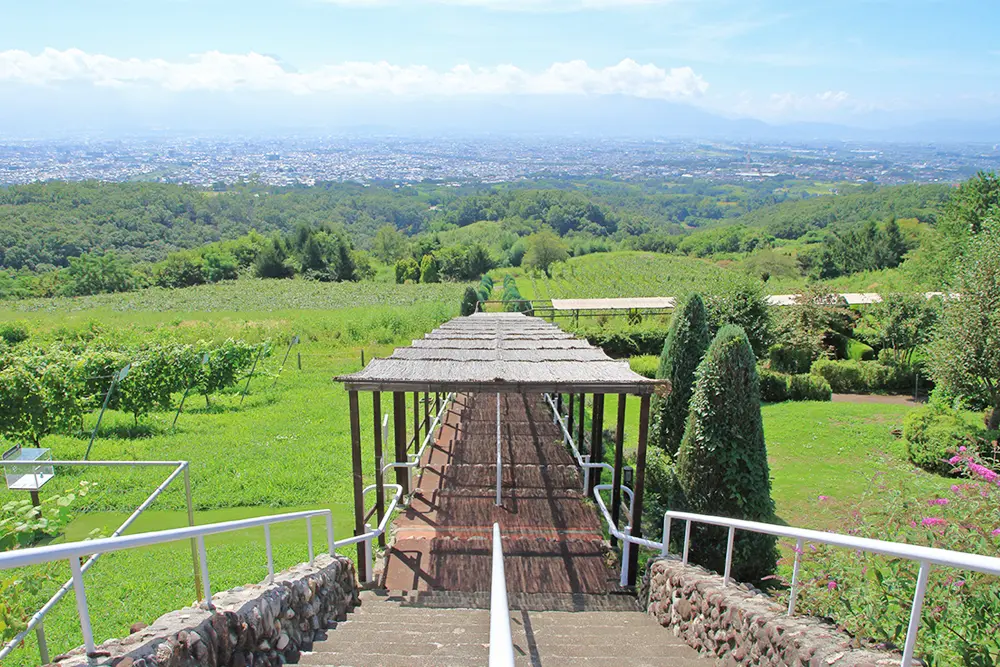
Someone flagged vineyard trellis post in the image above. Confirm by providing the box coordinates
[240,344,266,405]
[173,353,209,428]
[84,363,130,461]
[269,335,300,390]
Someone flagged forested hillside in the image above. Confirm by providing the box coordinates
[0,174,989,301]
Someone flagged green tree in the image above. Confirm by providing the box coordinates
[154,252,206,288]
[372,224,409,264]
[202,249,239,282]
[675,325,777,582]
[705,275,773,358]
[856,293,937,364]
[395,257,420,284]
[460,286,480,316]
[254,238,294,279]
[62,252,137,296]
[522,230,569,277]
[929,218,1000,429]
[650,293,710,457]
[420,254,440,283]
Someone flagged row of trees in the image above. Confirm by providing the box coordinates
[0,339,263,444]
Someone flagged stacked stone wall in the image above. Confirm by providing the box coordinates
[55,554,358,667]
[641,557,912,667]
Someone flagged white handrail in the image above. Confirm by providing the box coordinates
[542,393,613,492]
[0,460,195,663]
[489,522,515,667]
[590,484,1000,667]
[381,392,455,483]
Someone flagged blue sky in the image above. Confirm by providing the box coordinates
[1,0,998,132]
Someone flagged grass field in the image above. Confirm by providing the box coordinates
[497,251,734,300]
[0,278,960,666]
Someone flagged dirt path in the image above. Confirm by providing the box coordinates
[831,393,927,405]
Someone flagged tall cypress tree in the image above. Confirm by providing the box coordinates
[650,293,710,457]
[675,325,777,582]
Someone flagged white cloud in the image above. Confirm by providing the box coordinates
[769,90,854,113]
[0,49,708,99]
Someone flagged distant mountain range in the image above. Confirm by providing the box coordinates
[1,85,998,144]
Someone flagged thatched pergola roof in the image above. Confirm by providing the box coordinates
[337,313,666,394]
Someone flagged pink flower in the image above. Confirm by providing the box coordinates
[950,485,961,493]
[948,454,964,465]
[959,446,967,452]
[827,581,837,590]
[818,495,829,502]
[921,517,946,527]
[927,498,949,506]
[992,528,1000,537]
[969,462,999,483]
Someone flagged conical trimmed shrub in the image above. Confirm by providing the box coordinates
[650,293,710,457]
[460,287,480,316]
[675,325,777,582]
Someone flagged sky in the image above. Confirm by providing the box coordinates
[1,0,998,136]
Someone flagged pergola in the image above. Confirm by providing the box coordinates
[336,312,669,585]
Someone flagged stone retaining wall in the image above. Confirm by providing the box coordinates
[641,556,909,667]
[54,554,359,667]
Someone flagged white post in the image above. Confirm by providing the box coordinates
[326,513,336,555]
[619,526,632,587]
[723,526,736,586]
[489,523,515,667]
[582,455,590,494]
[495,393,502,507]
[197,536,213,610]
[364,524,374,583]
[682,520,692,565]
[901,561,931,667]
[788,538,804,615]
[35,623,49,664]
[68,557,95,657]
[264,525,274,584]
[306,517,315,566]
[661,516,672,556]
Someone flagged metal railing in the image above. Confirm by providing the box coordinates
[381,392,455,494]
[590,479,1000,667]
[0,460,196,663]
[489,522,515,667]
[540,391,1000,666]
[542,393,613,493]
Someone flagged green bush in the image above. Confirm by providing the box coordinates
[576,329,668,358]
[758,369,789,403]
[810,358,914,394]
[460,287,479,316]
[628,355,659,379]
[788,373,833,402]
[650,293,710,457]
[0,321,29,346]
[675,325,777,582]
[903,404,991,474]
[844,336,875,361]
[767,342,814,374]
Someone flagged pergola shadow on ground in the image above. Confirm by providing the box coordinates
[336,313,668,595]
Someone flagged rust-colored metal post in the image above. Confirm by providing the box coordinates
[588,394,605,494]
[348,391,366,568]
[611,394,627,548]
[627,395,651,587]
[372,391,386,547]
[393,392,410,495]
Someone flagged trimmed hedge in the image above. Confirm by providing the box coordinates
[788,373,833,402]
[810,358,915,394]
[576,329,668,358]
[629,355,659,379]
[759,369,789,403]
[759,369,832,403]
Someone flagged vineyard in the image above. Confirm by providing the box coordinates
[508,251,734,300]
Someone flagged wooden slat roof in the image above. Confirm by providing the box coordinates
[337,313,666,394]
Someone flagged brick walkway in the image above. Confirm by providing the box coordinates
[382,393,620,598]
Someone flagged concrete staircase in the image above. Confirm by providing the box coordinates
[305,393,707,665]
[303,590,708,666]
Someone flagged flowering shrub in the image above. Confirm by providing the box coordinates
[773,452,1000,666]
